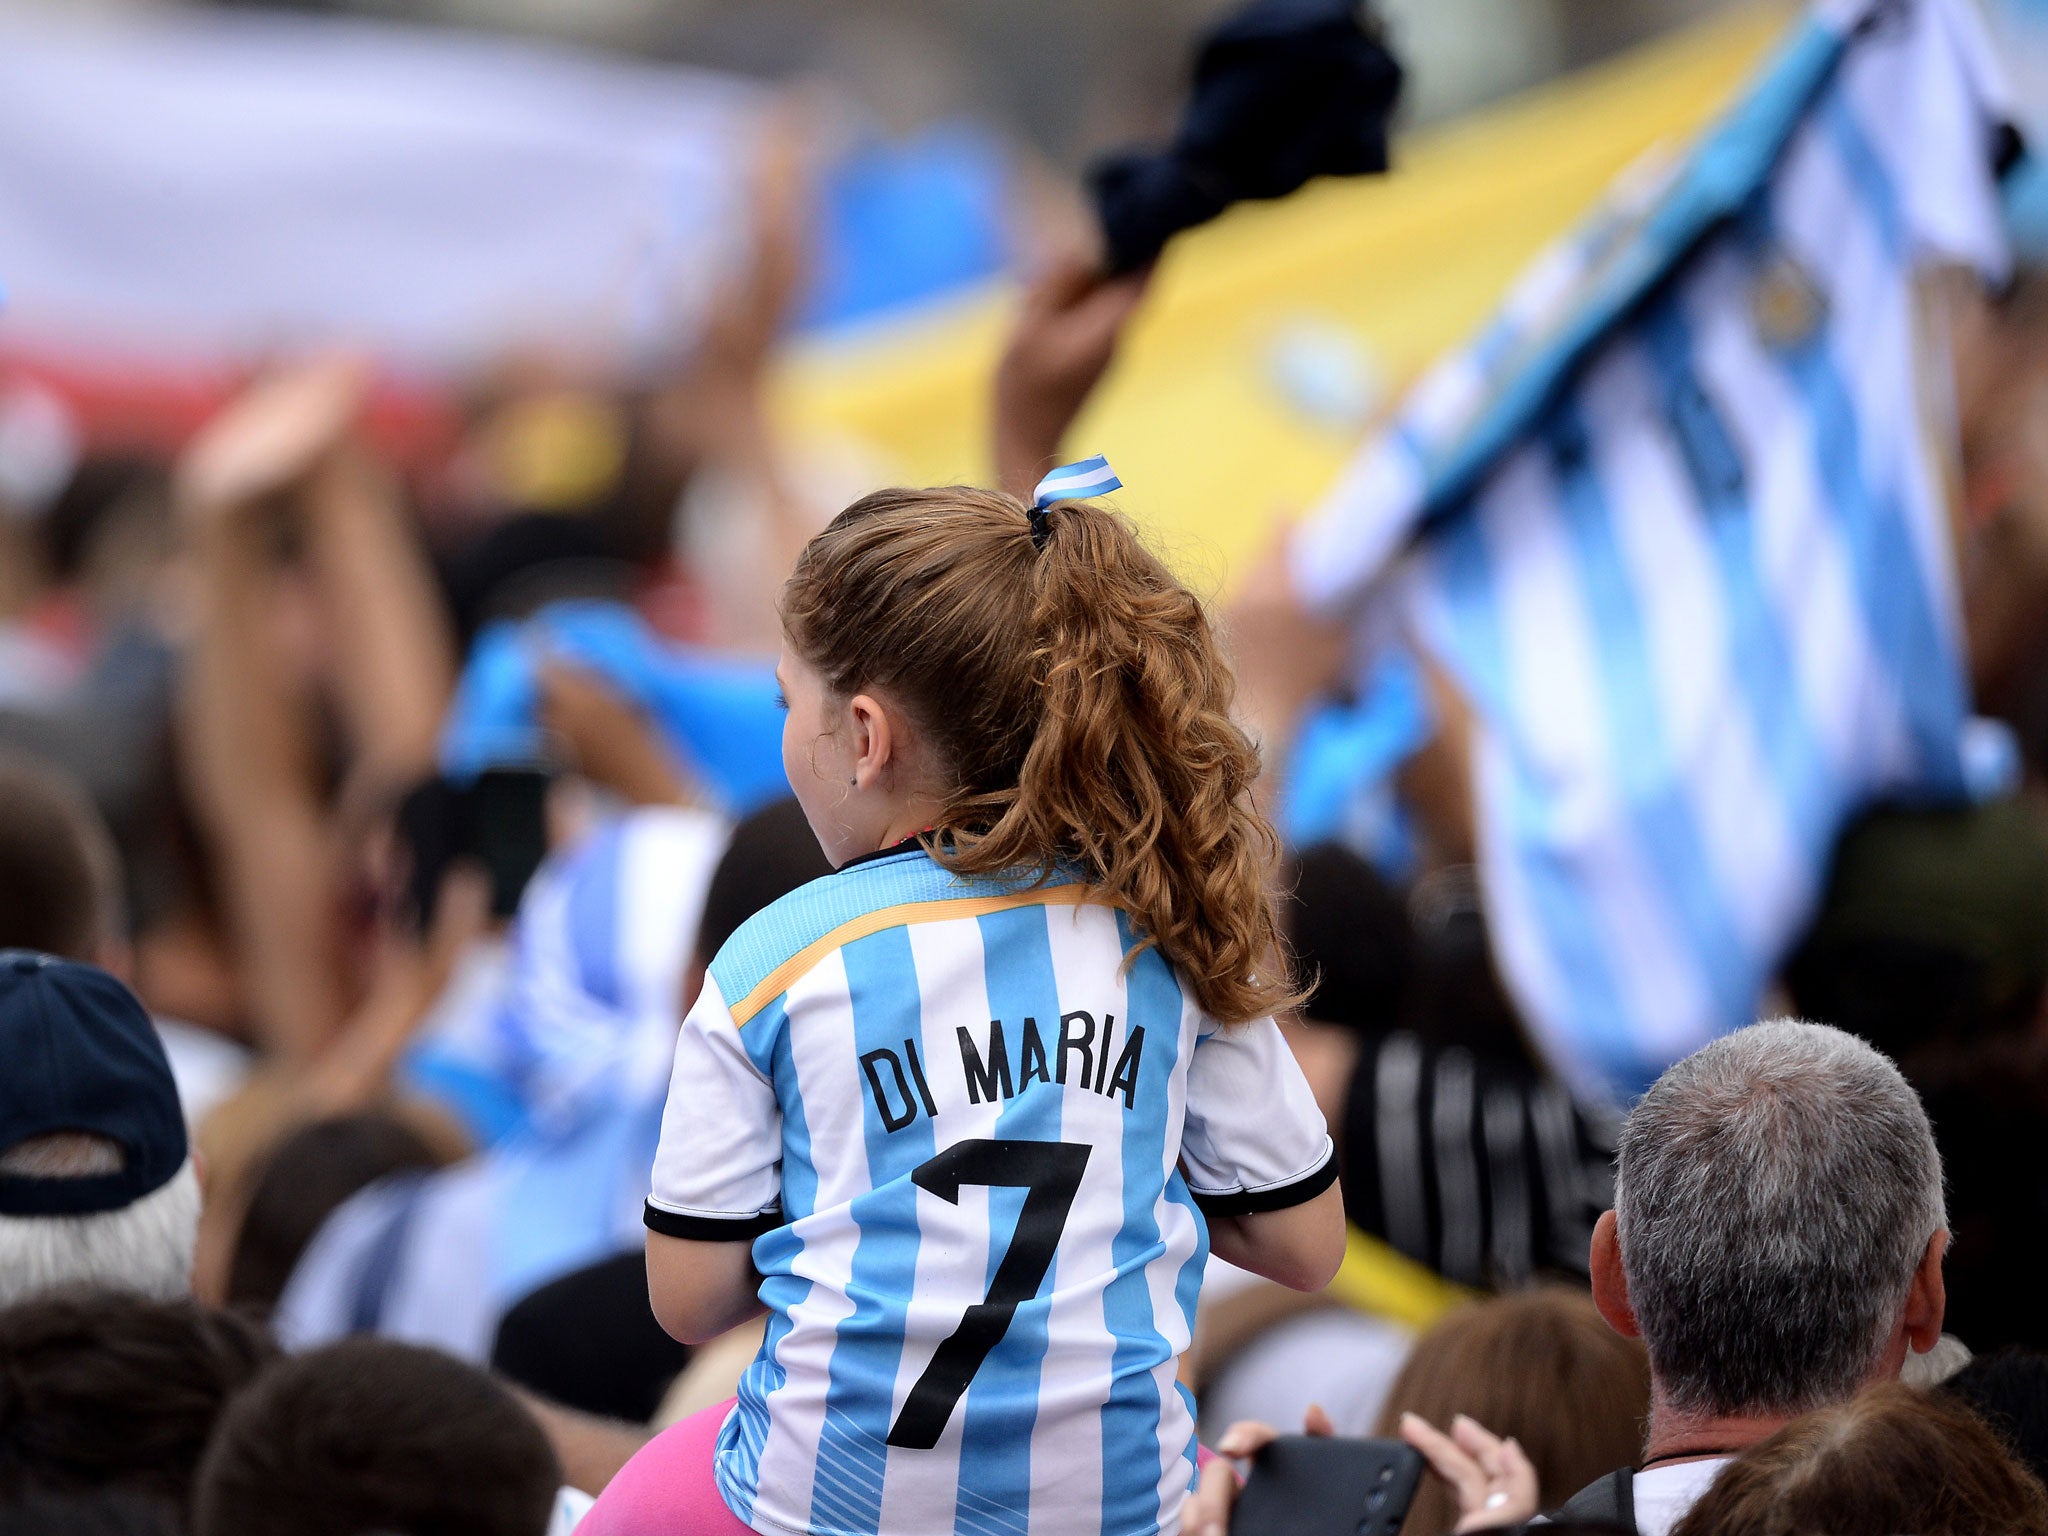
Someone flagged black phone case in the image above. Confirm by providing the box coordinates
[1230,1435,1426,1536]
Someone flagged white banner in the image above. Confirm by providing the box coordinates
[0,3,761,371]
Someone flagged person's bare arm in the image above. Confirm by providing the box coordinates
[991,251,1152,499]
[176,361,368,1061]
[1205,1182,1348,1293]
[645,1231,768,1347]
[537,660,695,809]
[302,443,455,791]
[639,103,816,642]
[296,866,491,1118]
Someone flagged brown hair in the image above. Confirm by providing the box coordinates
[0,1291,277,1514]
[781,485,1295,1023]
[193,1337,561,1536]
[1371,1287,1651,1536]
[0,748,122,963]
[1669,1381,2048,1536]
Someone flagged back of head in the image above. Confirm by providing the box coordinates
[1784,800,2048,1060]
[1373,1287,1650,1536]
[0,749,122,963]
[193,1337,561,1536]
[1669,1381,2048,1536]
[782,486,1293,1023]
[224,1112,446,1316]
[0,1291,274,1512]
[1280,841,1414,1033]
[0,955,194,1308]
[1616,1020,1945,1418]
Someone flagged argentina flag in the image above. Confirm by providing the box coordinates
[1289,0,2014,1104]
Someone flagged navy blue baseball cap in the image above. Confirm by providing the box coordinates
[0,951,187,1217]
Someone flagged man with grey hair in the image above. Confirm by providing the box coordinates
[0,951,199,1307]
[1553,1017,1949,1533]
[1186,1018,1950,1536]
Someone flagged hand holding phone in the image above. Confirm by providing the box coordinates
[1229,1435,1424,1536]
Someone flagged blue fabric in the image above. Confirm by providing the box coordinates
[713,849,1079,1022]
[1034,455,1122,507]
[1281,646,1431,872]
[1418,9,1847,524]
[440,600,787,813]
[799,124,1011,331]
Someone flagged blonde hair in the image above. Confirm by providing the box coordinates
[781,484,1297,1024]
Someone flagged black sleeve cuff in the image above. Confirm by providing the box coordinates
[644,1201,784,1241]
[1190,1149,1340,1218]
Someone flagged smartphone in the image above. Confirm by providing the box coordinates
[397,767,552,932]
[1230,1435,1426,1536]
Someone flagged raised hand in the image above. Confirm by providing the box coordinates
[176,354,369,525]
[992,250,1152,499]
[1185,1404,1336,1536]
[1397,1411,1540,1532]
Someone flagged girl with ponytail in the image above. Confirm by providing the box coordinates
[605,267,1342,1536]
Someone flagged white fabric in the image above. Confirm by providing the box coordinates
[1632,1458,1732,1536]
[1286,0,2012,1103]
[277,807,723,1360]
[649,849,1334,1536]
[547,1485,596,1536]
[0,4,758,370]
[152,1016,251,1130]
[1196,1305,1413,1443]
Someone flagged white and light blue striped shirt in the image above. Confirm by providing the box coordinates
[647,845,1334,1536]
[1290,0,2013,1103]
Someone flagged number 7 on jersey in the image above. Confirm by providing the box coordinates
[886,1138,1091,1449]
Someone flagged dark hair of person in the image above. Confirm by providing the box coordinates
[694,796,835,965]
[224,1112,447,1316]
[1279,841,1414,1032]
[783,486,1297,1024]
[41,455,170,586]
[1908,1036,2048,1353]
[192,1338,561,1536]
[1942,1347,2048,1492]
[0,1292,277,1513]
[1371,1287,1649,1536]
[0,748,122,960]
[1669,1381,2048,1536]
[0,1491,180,1536]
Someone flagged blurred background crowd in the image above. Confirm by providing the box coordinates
[9,0,2048,1532]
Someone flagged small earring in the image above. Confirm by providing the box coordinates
[847,776,857,787]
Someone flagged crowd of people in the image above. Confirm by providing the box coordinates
[6,1,2048,1534]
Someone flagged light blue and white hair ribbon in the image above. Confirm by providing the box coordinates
[1032,453,1122,508]
[1028,454,1123,550]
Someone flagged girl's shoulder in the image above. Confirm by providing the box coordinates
[703,846,1089,1025]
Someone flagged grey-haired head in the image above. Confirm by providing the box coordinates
[1609,1018,1946,1419]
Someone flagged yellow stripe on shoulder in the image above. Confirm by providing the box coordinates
[728,883,1098,1027]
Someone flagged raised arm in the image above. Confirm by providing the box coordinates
[301,441,455,793]
[175,360,368,1061]
[990,250,1151,499]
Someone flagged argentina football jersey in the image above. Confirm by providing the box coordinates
[647,843,1334,1536]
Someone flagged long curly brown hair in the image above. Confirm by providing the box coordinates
[780,483,1298,1024]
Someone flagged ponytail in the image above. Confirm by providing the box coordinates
[782,484,1299,1024]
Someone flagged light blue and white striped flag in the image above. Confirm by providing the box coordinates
[1033,453,1123,506]
[1290,0,2013,1103]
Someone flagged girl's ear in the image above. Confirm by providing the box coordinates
[846,692,897,788]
